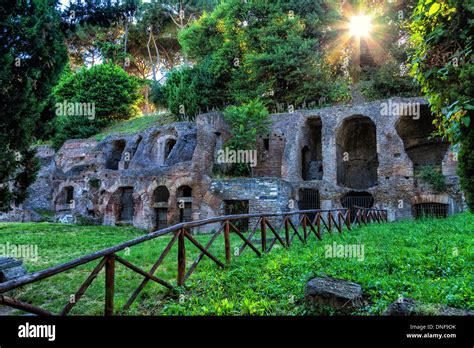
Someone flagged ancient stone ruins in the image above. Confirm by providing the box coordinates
[2,97,465,233]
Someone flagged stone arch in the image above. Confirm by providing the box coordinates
[105,139,126,170]
[336,115,378,189]
[395,106,449,175]
[104,186,142,226]
[149,130,178,165]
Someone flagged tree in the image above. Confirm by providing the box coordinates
[61,0,140,68]
[341,0,420,99]
[0,0,68,211]
[176,0,349,112]
[223,99,270,176]
[51,63,143,148]
[409,0,473,210]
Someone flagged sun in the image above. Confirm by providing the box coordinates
[349,15,372,38]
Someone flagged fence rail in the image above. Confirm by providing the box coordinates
[0,207,388,316]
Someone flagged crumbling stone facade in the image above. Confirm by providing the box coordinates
[4,97,464,232]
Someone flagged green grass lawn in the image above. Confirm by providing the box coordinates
[0,213,472,315]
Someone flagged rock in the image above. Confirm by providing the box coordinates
[383,297,474,316]
[0,257,23,271]
[2,266,27,280]
[383,297,417,316]
[305,276,364,313]
[55,213,76,224]
[0,257,27,282]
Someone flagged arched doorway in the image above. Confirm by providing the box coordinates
[395,106,449,175]
[153,186,170,230]
[336,116,378,189]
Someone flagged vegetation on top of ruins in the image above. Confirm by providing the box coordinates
[0,212,472,315]
[222,100,270,176]
[92,112,175,141]
[155,0,350,114]
[417,165,447,193]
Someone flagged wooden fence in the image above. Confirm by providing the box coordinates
[0,207,387,316]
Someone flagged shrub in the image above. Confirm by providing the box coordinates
[50,63,142,148]
[417,165,447,193]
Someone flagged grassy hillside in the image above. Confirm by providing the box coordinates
[92,112,176,141]
[0,213,472,315]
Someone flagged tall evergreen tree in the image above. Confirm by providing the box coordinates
[0,0,67,210]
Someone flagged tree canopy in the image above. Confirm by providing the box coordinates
[0,0,67,210]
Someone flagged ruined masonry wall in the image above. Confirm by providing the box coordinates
[9,97,463,231]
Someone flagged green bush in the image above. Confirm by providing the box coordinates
[50,64,142,148]
[417,165,447,193]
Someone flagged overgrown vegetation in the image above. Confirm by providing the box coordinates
[417,165,447,192]
[0,212,472,315]
[409,0,473,210]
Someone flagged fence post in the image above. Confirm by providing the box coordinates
[284,217,290,247]
[224,220,231,265]
[261,217,267,252]
[316,213,321,236]
[328,211,332,232]
[302,215,307,242]
[347,209,351,230]
[105,254,115,316]
[177,228,186,286]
